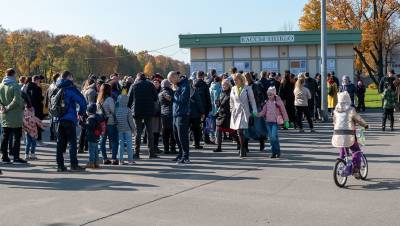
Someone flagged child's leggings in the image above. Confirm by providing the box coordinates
[339,141,362,169]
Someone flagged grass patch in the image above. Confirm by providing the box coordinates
[365,88,381,108]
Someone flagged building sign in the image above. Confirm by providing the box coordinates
[240,35,295,44]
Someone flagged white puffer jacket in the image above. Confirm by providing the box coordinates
[332,92,367,148]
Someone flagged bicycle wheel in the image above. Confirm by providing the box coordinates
[360,153,368,180]
[333,159,348,187]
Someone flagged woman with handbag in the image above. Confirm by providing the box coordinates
[230,73,258,158]
[258,87,289,159]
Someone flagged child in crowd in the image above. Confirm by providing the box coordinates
[258,87,289,159]
[85,103,102,169]
[115,95,136,165]
[332,92,368,179]
[23,107,45,160]
[382,83,396,131]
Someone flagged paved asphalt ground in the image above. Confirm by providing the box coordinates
[0,110,399,226]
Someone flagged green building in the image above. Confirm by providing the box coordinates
[179,30,361,79]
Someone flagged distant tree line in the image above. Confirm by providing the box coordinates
[0,25,189,82]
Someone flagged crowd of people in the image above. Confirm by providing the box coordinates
[0,67,399,174]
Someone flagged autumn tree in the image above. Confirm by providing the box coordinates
[0,25,189,83]
[144,61,155,77]
[299,0,400,84]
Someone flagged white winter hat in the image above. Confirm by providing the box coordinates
[267,86,277,96]
[337,91,351,104]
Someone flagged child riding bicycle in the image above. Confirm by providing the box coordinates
[332,91,369,179]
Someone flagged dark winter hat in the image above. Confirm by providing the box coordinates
[86,103,97,114]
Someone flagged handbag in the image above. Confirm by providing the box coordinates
[245,87,255,127]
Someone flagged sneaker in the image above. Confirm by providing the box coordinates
[57,166,68,172]
[127,161,136,165]
[213,148,222,153]
[24,153,30,160]
[103,159,111,165]
[119,160,126,165]
[172,157,181,162]
[177,158,191,164]
[13,158,28,164]
[112,160,119,165]
[270,154,277,159]
[70,165,86,172]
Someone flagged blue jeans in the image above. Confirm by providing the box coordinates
[25,133,37,154]
[266,122,281,155]
[88,142,99,164]
[100,125,119,160]
[118,131,133,162]
[173,116,190,160]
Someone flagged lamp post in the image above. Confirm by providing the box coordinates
[321,0,328,121]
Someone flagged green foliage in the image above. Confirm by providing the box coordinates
[0,26,189,82]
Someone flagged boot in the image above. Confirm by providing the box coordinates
[259,139,265,152]
[164,145,170,154]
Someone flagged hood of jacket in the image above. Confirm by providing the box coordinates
[210,82,221,91]
[2,76,17,85]
[56,79,74,89]
[117,94,129,108]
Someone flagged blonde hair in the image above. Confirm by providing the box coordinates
[222,79,232,89]
[232,73,245,87]
[295,77,305,91]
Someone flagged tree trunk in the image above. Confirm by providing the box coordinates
[353,47,379,85]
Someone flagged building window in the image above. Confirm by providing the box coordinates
[290,60,307,75]
[261,60,279,72]
[207,62,224,75]
[190,61,206,74]
[318,59,336,73]
[234,61,251,72]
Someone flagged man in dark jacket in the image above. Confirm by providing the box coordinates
[55,71,87,172]
[128,72,158,159]
[379,70,396,93]
[194,71,212,144]
[304,72,318,120]
[189,79,205,149]
[168,71,191,164]
[26,75,44,142]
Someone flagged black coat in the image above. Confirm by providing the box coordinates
[215,90,231,129]
[190,88,205,118]
[194,79,212,115]
[304,77,318,97]
[127,77,158,118]
[159,87,174,117]
[26,82,44,119]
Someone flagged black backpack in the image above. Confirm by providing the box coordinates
[49,87,67,118]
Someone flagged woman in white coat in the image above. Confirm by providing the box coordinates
[230,73,258,157]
